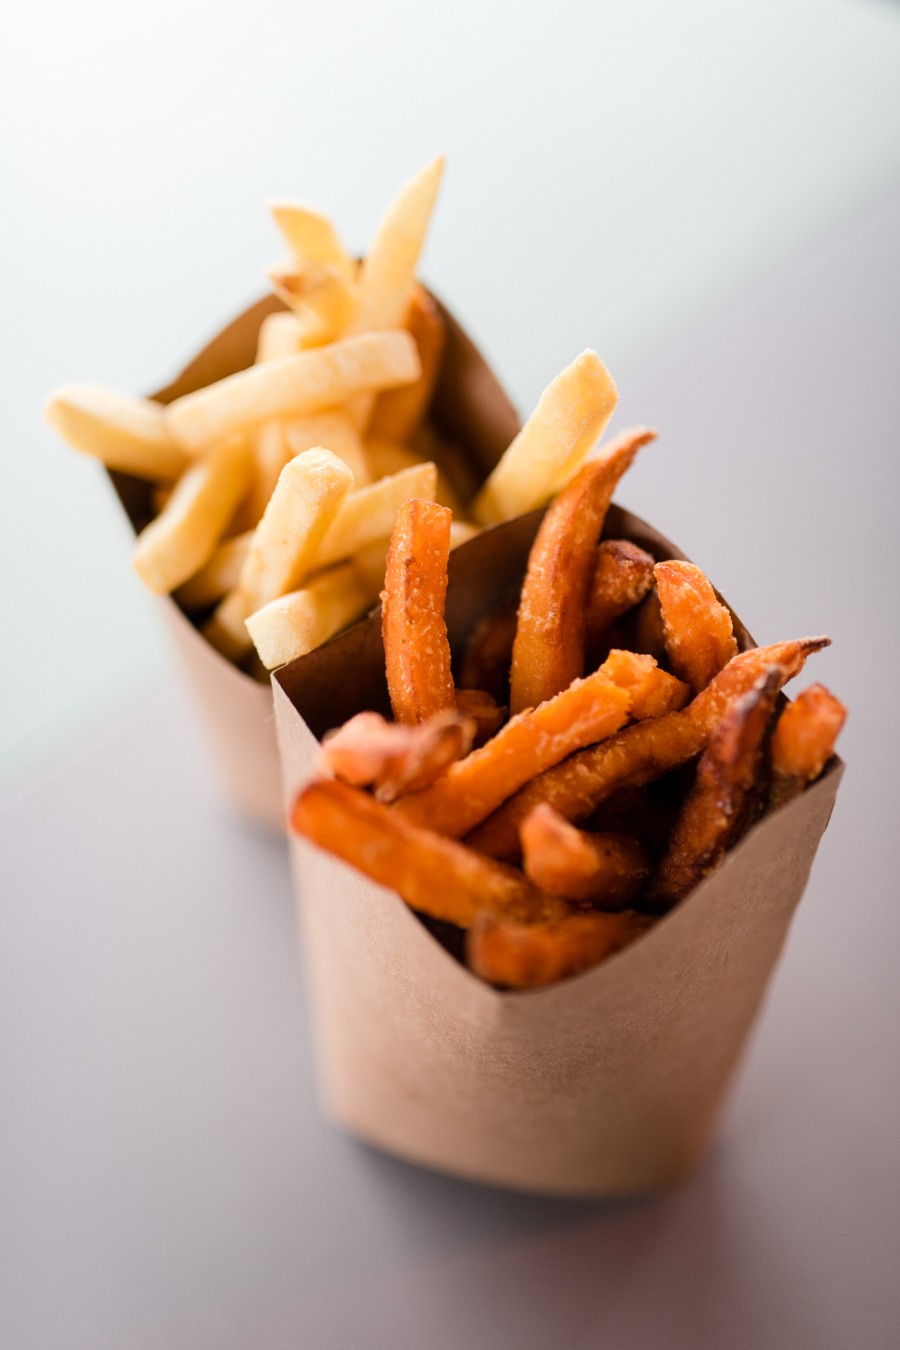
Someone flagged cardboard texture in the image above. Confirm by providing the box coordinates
[273,510,843,1197]
[107,292,518,832]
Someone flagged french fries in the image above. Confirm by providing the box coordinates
[44,385,188,481]
[655,560,738,694]
[509,427,656,712]
[320,709,475,802]
[267,262,357,345]
[268,201,355,279]
[315,462,438,571]
[467,911,653,989]
[520,803,652,907]
[769,683,846,807]
[382,498,455,724]
[370,285,446,443]
[176,529,252,611]
[245,564,377,670]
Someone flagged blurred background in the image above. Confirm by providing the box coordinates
[3,2,900,1349]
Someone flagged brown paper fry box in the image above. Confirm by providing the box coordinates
[105,294,520,833]
[272,508,844,1198]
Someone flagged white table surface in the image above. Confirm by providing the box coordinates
[2,192,899,1349]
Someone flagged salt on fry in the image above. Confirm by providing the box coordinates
[292,779,570,929]
[382,498,455,724]
[655,560,738,694]
[131,437,252,594]
[44,385,188,481]
[472,353,621,526]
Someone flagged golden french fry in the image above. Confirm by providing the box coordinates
[382,498,456,724]
[176,529,253,610]
[520,803,652,906]
[449,520,479,548]
[510,427,656,712]
[655,560,738,695]
[370,285,446,442]
[467,910,653,988]
[267,262,356,344]
[646,670,783,909]
[164,331,420,452]
[291,779,569,928]
[245,563,376,669]
[132,437,252,594]
[44,384,188,481]
[205,448,353,659]
[315,462,437,571]
[319,709,475,802]
[235,411,370,533]
[364,436,463,514]
[769,683,846,806]
[586,539,656,652]
[254,311,306,363]
[472,353,621,526]
[469,637,831,859]
[267,200,355,279]
[395,659,637,839]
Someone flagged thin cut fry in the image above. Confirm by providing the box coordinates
[467,910,653,988]
[291,779,569,928]
[520,803,652,907]
[267,200,355,279]
[472,353,622,526]
[646,670,783,909]
[44,385,188,481]
[245,563,376,670]
[370,285,446,442]
[132,437,252,594]
[267,262,356,344]
[319,709,475,802]
[469,637,830,858]
[655,560,738,694]
[164,331,420,452]
[769,683,846,806]
[395,658,637,839]
[510,428,657,712]
[315,462,437,571]
[176,529,252,610]
[586,539,656,651]
[382,498,455,724]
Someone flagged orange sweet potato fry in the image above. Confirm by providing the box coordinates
[382,497,455,723]
[395,652,658,839]
[645,669,783,909]
[320,709,475,803]
[454,688,507,745]
[370,285,446,443]
[467,910,654,988]
[654,560,739,694]
[291,779,569,928]
[510,427,657,714]
[585,539,656,651]
[458,598,519,703]
[520,803,652,907]
[599,649,689,719]
[769,683,846,806]
[468,636,830,859]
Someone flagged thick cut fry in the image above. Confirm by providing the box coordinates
[237,411,372,535]
[520,804,652,907]
[352,521,472,595]
[459,599,519,702]
[205,449,353,659]
[469,637,830,859]
[245,564,375,669]
[364,436,464,514]
[44,385,188,481]
[267,201,355,279]
[164,331,420,452]
[454,688,507,745]
[655,560,738,694]
[291,779,569,928]
[395,662,634,839]
[382,498,455,723]
[769,683,846,806]
[646,670,783,909]
[131,438,252,594]
[315,462,437,571]
[586,539,656,651]
[472,354,622,526]
[467,911,652,988]
[255,311,305,363]
[599,650,689,720]
[370,285,446,442]
[267,262,356,344]
[320,709,475,802]
[510,428,657,712]
[176,529,252,610]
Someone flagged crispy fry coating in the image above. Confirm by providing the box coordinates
[599,650,690,720]
[291,780,569,928]
[454,688,507,745]
[319,709,475,802]
[520,803,652,907]
[646,670,782,909]
[395,654,653,839]
[467,910,653,988]
[769,683,846,806]
[370,285,446,443]
[655,560,738,694]
[585,539,656,651]
[382,498,456,723]
[458,599,519,703]
[469,637,830,859]
[510,427,656,713]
